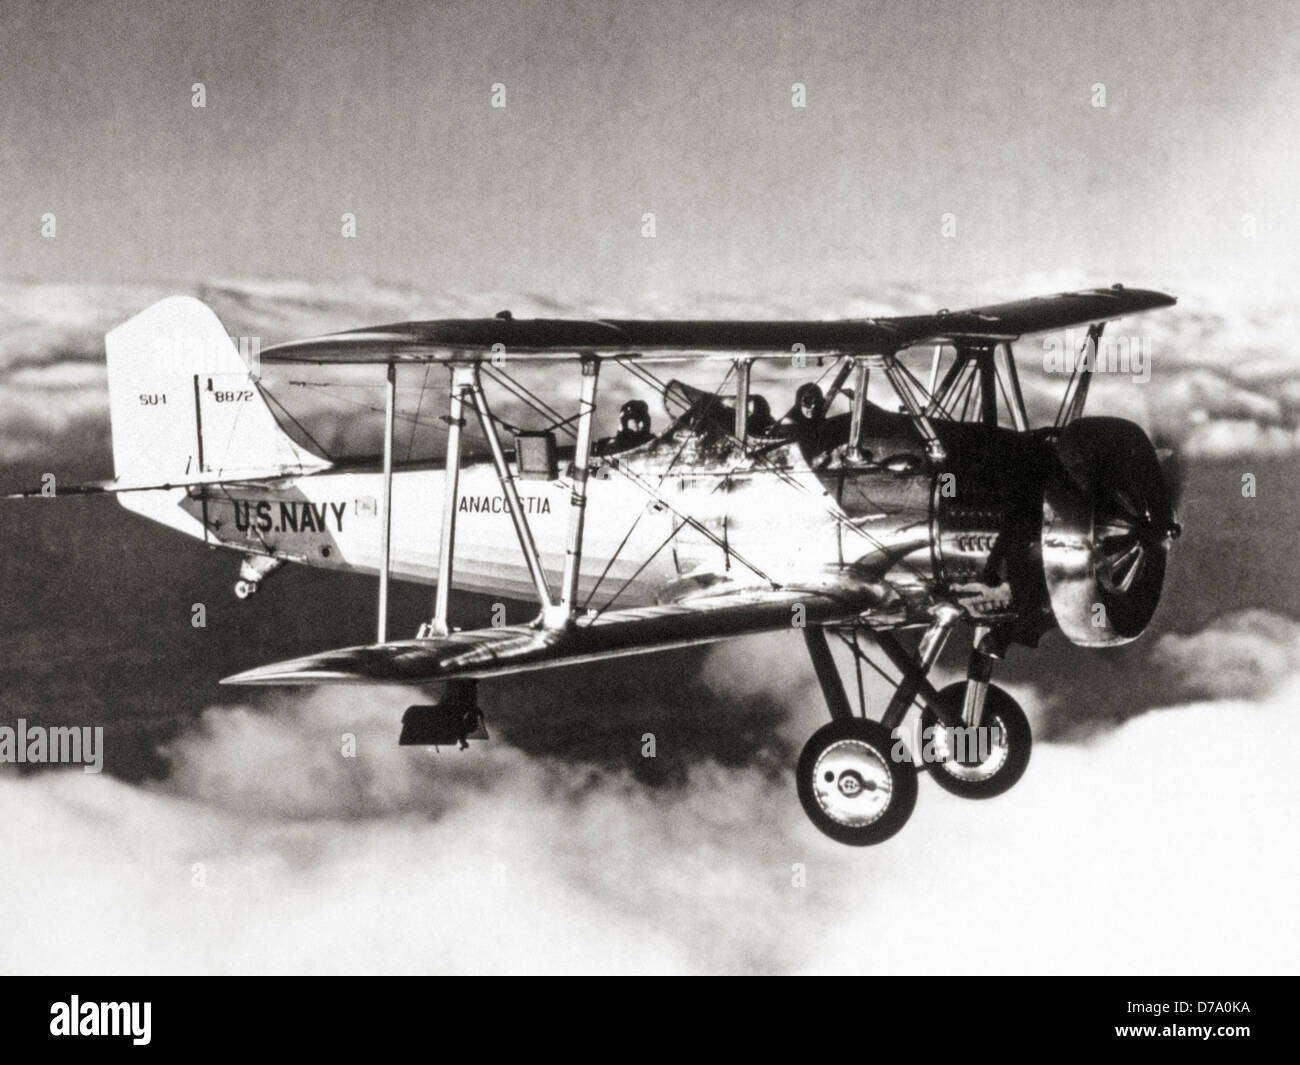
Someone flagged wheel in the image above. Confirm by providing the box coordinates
[796,718,918,846]
[920,682,1031,799]
[234,579,256,600]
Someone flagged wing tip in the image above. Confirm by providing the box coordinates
[220,665,360,686]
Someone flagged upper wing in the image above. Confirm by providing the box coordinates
[257,286,1175,364]
[221,585,886,686]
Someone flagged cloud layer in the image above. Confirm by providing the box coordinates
[1,606,1297,975]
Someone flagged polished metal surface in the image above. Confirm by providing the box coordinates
[1043,416,1178,646]
[933,715,1010,782]
[811,739,893,827]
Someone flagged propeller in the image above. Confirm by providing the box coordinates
[1042,417,1179,647]
[1094,479,1178,599]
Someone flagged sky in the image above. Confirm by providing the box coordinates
[3,0,1298,306]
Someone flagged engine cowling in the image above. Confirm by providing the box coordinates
[1042,417,1180,646]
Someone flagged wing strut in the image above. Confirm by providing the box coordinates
[995,342,1030,431]
[976,347,999,426]
[733,357,751,442]
[377,361,396,642]
[876,353,946,462]
[466,366,556,619]
[848,357,870,455]
[429,365,474,636]
[1055,323,1105,428]
[556,357,600,623]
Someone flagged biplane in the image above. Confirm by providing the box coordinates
[12,284,1181,845]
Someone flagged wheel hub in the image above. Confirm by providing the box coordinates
[934,715,1010,781]
[812,739,892,826]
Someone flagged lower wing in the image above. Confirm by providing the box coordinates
[221,584,887,686]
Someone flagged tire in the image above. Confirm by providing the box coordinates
[796,718,918,846]
[920,682,1031,799]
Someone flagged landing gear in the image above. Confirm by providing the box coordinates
[800,628,919,845]
[233,554,282,601]
[797,613,1033,845]
[797,718,917,845]
[920,682,1031,799]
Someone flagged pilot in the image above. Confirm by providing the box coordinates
[778,382,825,433]
[597,399,654,454]
[767,382,832,457]
[746,394,775,437]
[795,382,825,425]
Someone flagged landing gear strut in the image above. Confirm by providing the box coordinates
[797,628,918,846]
[796,611,1033,845]
[915,624,1031,798]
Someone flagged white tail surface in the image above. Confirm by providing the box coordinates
[104,296,328,537]
[105,296,327,483]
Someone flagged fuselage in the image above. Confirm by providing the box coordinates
[125,403,1050,628]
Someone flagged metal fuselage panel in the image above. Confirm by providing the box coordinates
[183,465,673,605]
[176,452,850,608]
[168,416,1049,622]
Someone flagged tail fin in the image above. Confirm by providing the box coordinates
[105,296,327,485]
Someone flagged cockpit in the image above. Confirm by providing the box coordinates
[641,374,923,468]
